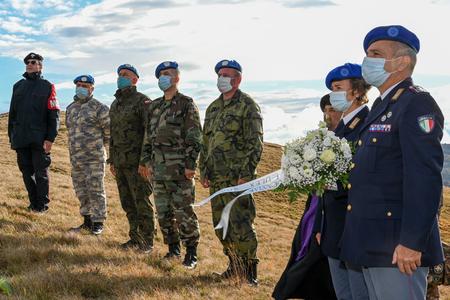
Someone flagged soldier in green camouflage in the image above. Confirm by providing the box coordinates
[426,193,449,300]
[66,75,109,235]
[109,64,155,253]
[140,61,201,269]
[199,60,263,286]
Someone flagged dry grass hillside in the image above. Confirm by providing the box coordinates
[0,113,448,299]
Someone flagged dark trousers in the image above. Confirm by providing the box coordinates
[16,146,51,210]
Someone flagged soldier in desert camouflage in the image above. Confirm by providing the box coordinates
[66,75,109,235]
[199,59,263,286]
[109,64,155,253]
[140,61,201,269]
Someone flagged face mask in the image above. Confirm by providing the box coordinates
[158,75,172,91]
[330,91,352,112]
[76,87,89,99]
[362,57,401,87]
[217,76,233,93]
[117,76,132,89]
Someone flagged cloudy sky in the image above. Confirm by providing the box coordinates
[1,0,450,144]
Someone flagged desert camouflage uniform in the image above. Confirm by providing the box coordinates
[140,92,201,247]
[109,86,155,246]
[66,95,109,222]
[199,89,263,262]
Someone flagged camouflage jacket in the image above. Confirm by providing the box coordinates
[140,91,202,181]
[66,95,110,165]
[199,89,263,183]
[109,86,150,168]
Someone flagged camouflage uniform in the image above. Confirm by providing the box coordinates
[66,96,110,222]
[199,89,263,262]
[109,86,155,246]
[427,194,449,299]
[140,92,201,248]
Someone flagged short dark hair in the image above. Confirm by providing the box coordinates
[320,94,331,112]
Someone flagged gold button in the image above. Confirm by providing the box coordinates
[347,204,352,211]
[358,140,362,146]
[347,183,352,189]
[387,211,392,217]
[372,138,377,143]
[350,163,355,169]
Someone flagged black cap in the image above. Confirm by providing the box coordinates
[24,52,43,64]
[320,94,331,112]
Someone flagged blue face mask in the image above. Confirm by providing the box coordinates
[117,76,132,89]
[330,91,352,112]
[158,75,172,91]
[362,57,399,87]
[76,86,89,99]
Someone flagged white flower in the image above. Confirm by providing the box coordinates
[303,148,317,161]
[323,137,332,147]
[304,168,313,177]
[320,149,336,164]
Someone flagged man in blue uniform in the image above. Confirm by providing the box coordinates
[8,53,60,213]
[339,25,445,299]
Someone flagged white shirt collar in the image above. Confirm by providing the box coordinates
[342,105,366,125]
[380,81,402,100]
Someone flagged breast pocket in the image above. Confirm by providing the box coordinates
[366,133,392,173]
[220,113,241,133]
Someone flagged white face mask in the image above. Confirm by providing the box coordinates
[329,91,353,112]
[361,56,402,87]
[217,76,233,93]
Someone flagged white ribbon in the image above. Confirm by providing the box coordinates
[195,170,284,239]
[193,170,283,207]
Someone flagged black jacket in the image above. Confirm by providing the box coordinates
[8,72,60,149]
[273,195,336,300]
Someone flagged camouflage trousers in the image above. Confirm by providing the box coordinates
[71,162,106,222]
[153,179,200,247]
[426,242,450,300]
[115,167,155,246]
[210,180,258,262]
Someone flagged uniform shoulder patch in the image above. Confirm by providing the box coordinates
[47,84,60,110]
[409,85,427,94]
[417,114,435,133]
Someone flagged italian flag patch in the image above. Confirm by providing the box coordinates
[417,115,435,134]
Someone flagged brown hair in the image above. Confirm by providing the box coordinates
[349,78,371,105]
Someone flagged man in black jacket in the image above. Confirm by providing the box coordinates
[8,52,60,213]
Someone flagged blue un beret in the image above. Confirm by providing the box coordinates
[215,59,242,74]
[155,61,179,78]
[364,25,420,54]
[117,64,139,78]
[73,74,95,85]
[325,63,362,90]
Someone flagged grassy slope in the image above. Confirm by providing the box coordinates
[0,113,448,299]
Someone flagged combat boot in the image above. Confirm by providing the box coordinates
[246,260,258,287]
[164,242,181,259]
[120,239,140,250]
[213,256,239,279]
[69,215,91,232]
[182,245,198,269]
[91,222,103,235]
[139,240,154,254]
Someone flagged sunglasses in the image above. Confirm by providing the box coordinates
[26,60,39,65]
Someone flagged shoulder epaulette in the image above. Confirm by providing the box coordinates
[391,88,405,102]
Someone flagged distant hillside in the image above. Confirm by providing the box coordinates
[443,144,450,186]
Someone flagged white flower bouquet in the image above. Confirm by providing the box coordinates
[279,121,353,200]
